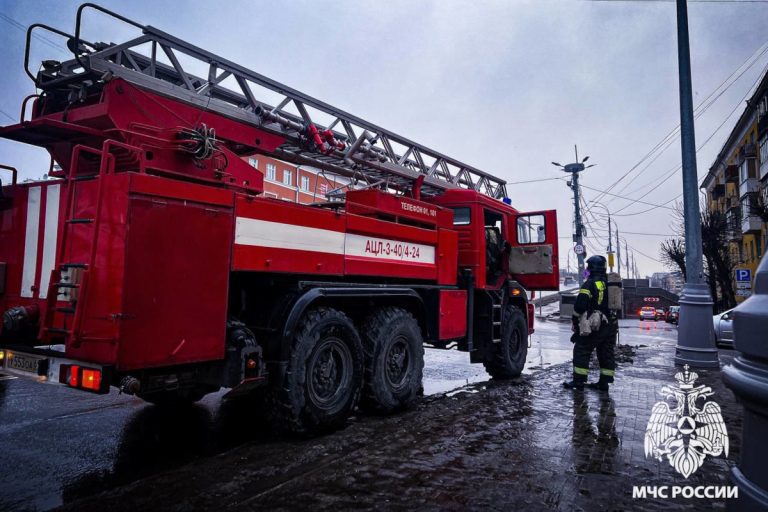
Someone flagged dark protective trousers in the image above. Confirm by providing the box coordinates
[572,322,617,383]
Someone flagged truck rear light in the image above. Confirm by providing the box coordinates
[61,364,105,393]
[68,365,80,387]
[81,368,102,391]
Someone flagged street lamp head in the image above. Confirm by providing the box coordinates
[564,163,585,173]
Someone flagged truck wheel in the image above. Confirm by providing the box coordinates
[483,304,528,379]
[361,307,424,413]
[272,307,363,434]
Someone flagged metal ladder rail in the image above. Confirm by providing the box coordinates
[29,3,508,199]
[41,144,103,341]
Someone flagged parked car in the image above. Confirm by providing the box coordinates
[713,309,735,348]
[655,308,666,321]
[666,306,680,324]
[639,306,657,321]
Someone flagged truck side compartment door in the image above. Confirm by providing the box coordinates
[508,210,559,290]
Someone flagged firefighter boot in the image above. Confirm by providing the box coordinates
[563,374,586,390]
[587,380,610,391]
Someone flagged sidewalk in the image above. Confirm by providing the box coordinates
[61,335,742,511]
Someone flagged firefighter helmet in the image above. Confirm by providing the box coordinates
[586,255,607,273]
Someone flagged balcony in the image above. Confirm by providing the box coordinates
[739,143,757,162]
[740,178,759,198]
[759,113,768,137]
[727,209,743,240]
[725,164,739,183]
[742,214,763,234]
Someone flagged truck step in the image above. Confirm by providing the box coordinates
[66,218,95,224]
[46,327,72,335]
[54,282,80,289]
[60,263,88,269]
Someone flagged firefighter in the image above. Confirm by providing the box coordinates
[563,255,617,391]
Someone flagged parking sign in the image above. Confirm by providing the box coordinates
[735,269,752,283]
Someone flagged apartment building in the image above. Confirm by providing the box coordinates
[702,70,768,303]
[243,155,351,204]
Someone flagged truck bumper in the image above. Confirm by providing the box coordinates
[0,345,112,394]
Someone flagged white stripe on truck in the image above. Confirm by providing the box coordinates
[235,217,345,254]
[39,184,61,299]
[234,217,435,264]
[20,187,41,298]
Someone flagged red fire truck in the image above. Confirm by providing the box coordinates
[0,4,558,433]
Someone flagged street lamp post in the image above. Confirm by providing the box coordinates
[673,0,719,368]
[552,147,595,286]
[589,201,616,273]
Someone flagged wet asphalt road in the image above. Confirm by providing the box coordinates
[0,318,694,511]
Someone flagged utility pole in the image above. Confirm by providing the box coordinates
[552,146,595,286]
[616,228,621,277]
[625,240,630,279]
[674,0,718,368]
[607,216,614,272]
[590,201,615,273]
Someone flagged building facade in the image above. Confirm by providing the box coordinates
[243,155,351,204]
[702,71,768,303]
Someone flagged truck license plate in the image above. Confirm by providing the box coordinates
[6,352,45,375]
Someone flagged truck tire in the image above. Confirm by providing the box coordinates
[361,307,424,414]
[482,304,528,379]
[271,307,363,434]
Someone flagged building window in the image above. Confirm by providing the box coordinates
[248,157,259,169]
[266,163,276,181]
[283,169,292,186]
[319,183,329,195]
[300,176,310,191]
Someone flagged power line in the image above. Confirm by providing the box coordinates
[507,177,566,185]
[609,57,768,216]
[0,13,69,55]
[0,108,16,122]
[579,184,677,210]
[591,227,676,237]
[586,36,768,213]
[613,53,768,209]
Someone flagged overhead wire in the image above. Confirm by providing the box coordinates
[610,56,768,216]
[583,36,768,216]
[0,13,69,55]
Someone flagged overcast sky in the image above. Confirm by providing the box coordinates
[2,0,767,275]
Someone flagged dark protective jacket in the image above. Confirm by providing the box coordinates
[573,275,609,318]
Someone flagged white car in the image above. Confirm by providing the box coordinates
[713,309,734,348]
[639,306,657,321]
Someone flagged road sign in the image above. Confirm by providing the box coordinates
[736,282,752,290]
[735,269,752,282]
[574,244,585,255]
[737,289,752,297]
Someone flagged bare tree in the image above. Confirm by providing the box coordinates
[749,191,768,223]
[658,203,736,312]
[700,208,736,311]
[660,238,686,280]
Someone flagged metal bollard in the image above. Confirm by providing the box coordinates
[723,255,768,509]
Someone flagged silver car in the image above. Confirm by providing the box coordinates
[713,309,735,348]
